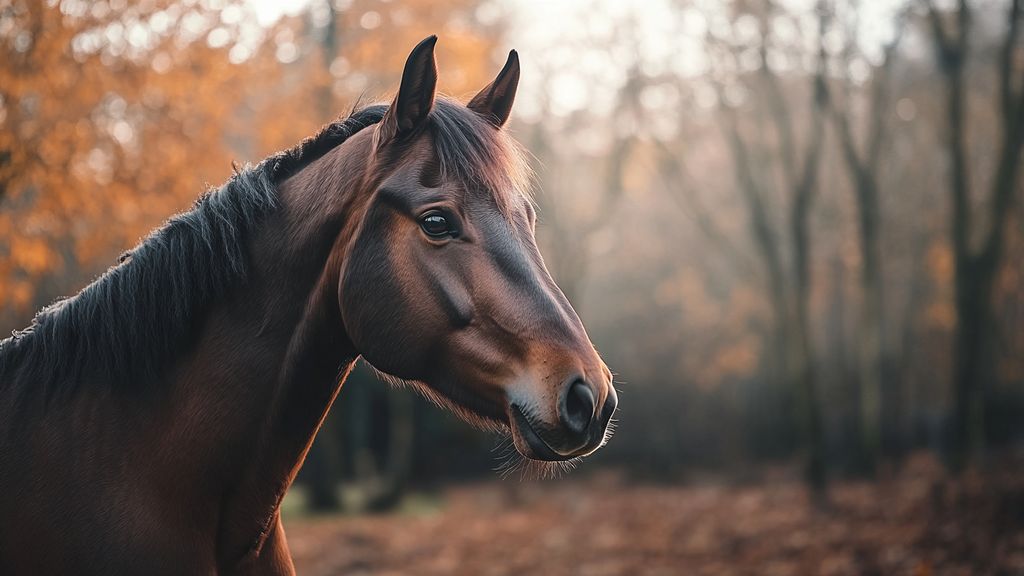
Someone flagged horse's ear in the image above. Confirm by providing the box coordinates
[380,35,438,144]
[467,50,520,128]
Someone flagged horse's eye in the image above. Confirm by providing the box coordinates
[420,212,451,238]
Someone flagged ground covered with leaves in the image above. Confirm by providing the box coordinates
[284,454,1024,576]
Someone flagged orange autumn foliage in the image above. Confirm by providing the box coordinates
[0,0,498,321]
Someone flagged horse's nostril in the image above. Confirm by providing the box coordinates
[562,380,596,436]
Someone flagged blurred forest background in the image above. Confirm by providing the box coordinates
[3,0,1024,573]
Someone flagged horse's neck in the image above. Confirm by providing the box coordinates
[189,152,369,565]
[211,267,356,563]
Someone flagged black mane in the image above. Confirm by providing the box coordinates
[0,106,386,401]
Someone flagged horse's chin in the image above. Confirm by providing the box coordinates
[497,414,586,479]
[368,368,590,473]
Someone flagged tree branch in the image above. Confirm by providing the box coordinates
[653,139,759,279]
[926,0,971,257]
[866,7,911,171]
[980,0,1024,270]
[720,95,788,307]
[999,0,1021,122]
[757,11,798,190]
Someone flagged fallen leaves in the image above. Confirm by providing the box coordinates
[285,453,1024,576]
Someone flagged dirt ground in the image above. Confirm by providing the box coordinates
[284,454,1024,576]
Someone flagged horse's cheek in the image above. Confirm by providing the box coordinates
[339,238,424,379]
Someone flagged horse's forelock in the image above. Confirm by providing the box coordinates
[427,97,534,216]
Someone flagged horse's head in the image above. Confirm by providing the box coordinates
[338,37,616,464]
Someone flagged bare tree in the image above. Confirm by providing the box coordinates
[695,0,831,494]
[829,4,910,472]
[924,0,1024,472]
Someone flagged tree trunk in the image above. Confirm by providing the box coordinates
[856,177,884,474]
[792,184,826,494]
[366,389,414,512]
[950,254,997,471]
[305,416,342,511]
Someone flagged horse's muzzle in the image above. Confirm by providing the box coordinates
[510,379,617,461]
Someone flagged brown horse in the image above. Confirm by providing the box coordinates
[0,37,616,575]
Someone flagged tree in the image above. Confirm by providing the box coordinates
[828,3,910,472]
[0,2,248,319]
[924,0,1024,472]
[698,0,831,494]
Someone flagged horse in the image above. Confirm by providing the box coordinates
[0,36,617,575]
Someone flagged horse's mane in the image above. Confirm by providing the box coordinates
[0,97,531,403]
[0,106,385,401]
